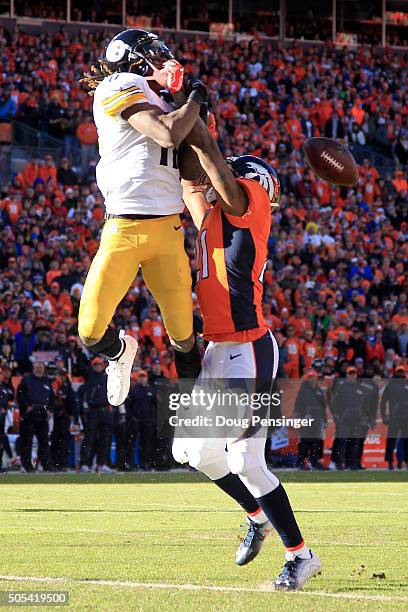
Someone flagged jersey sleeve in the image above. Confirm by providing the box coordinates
[224,178,271,231]
[101,74,149,117]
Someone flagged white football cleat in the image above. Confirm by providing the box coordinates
[106,331,138,406]
[80,465,91,473]
[273,550,322,590]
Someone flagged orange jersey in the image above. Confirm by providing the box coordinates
[196,178,270,343]
[142,319,166,351]
[285,338,302,362]
[302,340,320,370]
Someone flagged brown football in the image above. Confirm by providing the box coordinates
[303,137,359,186]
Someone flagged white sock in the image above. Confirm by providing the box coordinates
[247,508,269,525]
[285,543,311,561]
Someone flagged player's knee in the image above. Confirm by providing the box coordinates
[78,313,105,343]
[227,448,261,476]
[172,439,189,465]
[79,334,102,349]
[170,334,195,353]
[188,446,224,475]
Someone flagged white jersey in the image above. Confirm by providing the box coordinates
[93,72,183,215]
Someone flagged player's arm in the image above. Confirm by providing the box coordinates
[122,101,199,149]
[182,183,209,229]
[186,118,248,217]
[122,80,208,149]
[178,140,210,229]
[179,106,219,228]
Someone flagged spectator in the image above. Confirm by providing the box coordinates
[294,370,327,470]
[49,362,78,471]
[324,111,345,140]
[76,113,98,171]
[284,325,302,379]
[142,307,166,351]
[125,370,157,471]
[16,360,54,472]
[381,366,408,470]
[0,367,14,471]
[14,321,36,372]
[349,122,366,146]
[330,367,375,470]
[0,90,17,122]
[78,357,113,473]
[57,157,79,186]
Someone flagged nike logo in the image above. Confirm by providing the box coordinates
[174,225,182,231]
[230,354,242,360]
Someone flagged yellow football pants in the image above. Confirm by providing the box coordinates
[78,215,193,342]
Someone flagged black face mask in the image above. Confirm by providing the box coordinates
[135,39,173,69]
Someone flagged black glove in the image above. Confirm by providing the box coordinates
[188,79,207,106]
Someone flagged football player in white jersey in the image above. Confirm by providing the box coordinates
[78,29,205,405]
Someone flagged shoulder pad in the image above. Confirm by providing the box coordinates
[100,72,148,116]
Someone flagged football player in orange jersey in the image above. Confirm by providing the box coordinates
[172,118,321,590]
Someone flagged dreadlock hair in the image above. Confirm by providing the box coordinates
[80,59,145,95]
[80,59,115,96]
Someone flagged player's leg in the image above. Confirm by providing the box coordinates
[189,340,271,566]
[171,339,266,520]
[78,219,140,404]
[226,331,321,589]
[140,216,201,387]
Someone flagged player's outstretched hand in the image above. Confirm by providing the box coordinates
[188,79,208,106]
[163,59,184,94]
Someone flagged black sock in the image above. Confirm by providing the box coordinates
[174,341,201,379]
[87,327,123,359]
[213,472,260,514]
[174,341,201,393]
[256,483,303,549]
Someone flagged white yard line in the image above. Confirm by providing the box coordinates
[0,575,407,602]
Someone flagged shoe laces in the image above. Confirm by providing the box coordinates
[240,521,266,546]
[277,559,298,584]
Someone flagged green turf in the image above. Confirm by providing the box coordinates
[0,471,407,611]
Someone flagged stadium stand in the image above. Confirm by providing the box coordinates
[0,23,406,469]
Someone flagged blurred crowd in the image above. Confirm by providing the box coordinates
[11,2,408,47]
[0,25,407,470]
[1,26,408,165]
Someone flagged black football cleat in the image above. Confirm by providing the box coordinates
[235,518,272,566]
[273,550,322,590]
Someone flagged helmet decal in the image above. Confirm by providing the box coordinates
[105,39,128,63]
[226,155,280,205]
[102,29,174,76]
[243,161,275,198]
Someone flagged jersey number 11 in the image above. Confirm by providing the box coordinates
[160,147,178,169]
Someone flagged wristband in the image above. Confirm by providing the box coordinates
[199,102,208,122]
[189,88,207,106]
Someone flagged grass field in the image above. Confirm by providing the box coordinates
[0,470,407,611]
